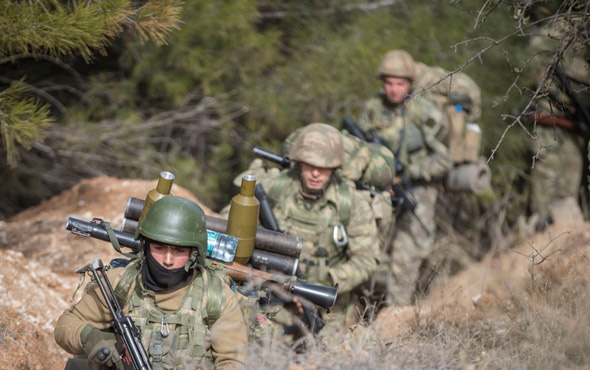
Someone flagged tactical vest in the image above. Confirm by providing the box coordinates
[362,100,428,168]
[266,170,352,285]
[113,261,224,370]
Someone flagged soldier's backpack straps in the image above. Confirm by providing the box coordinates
[113,261,142,309]
[197,266,224,327]
[335,178,352,228]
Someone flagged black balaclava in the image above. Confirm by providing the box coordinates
[142,242,193,292]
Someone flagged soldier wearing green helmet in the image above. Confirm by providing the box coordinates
[55,196,248,369]
[358,49,454,307]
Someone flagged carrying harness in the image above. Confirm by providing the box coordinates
[266,170,352,283]
[112,261,224,369]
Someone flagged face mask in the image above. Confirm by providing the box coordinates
[142,244,193,292]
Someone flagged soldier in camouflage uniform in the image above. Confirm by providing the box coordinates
[526,21,589,227]
[358,49,454,306]
[55,196,248,369]
[251,123,380,327]
[283,127,396,249]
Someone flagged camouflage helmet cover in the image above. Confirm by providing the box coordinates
[138,196,207,260]
[289,123,344,168]
[377,49,416,81]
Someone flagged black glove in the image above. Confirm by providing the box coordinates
[300,304,325,334]
[82,326,122,369]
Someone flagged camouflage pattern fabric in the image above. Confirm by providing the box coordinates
[414,62,483,163]
[283,126,395,248]
[414,62,482,123]
[530,127,584,224]
[283,127,396,190]
[261,168,380,324]
[54,261,248,369]
[384,185,438,306]
[526,20,590,224]
[358,94,453,306]
[220,163,380,328]
[261,169,379,293]
[288,122,344,168]
[358,96,453,181]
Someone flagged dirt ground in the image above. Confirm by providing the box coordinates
[1,175,588,369]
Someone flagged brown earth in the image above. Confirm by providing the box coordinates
[0,176,210,370]
[1,176,588,369]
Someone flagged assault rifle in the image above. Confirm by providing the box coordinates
[342,116,431,236]
[75,259,152,370]
[66,217,337,309]
[253,146,291,169]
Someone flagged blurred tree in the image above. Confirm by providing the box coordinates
[0,0,183,167]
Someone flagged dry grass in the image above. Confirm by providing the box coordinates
[240,225,590,369]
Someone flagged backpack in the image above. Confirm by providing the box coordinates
[414,62,483,163]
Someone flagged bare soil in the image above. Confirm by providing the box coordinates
[1,175,588,369]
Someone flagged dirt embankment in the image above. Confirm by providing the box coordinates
[1,176,589,369]
[0,176,208,369]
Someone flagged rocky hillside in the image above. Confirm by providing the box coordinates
[1,176,588,369]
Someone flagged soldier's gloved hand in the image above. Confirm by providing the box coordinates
[82,326,122,369]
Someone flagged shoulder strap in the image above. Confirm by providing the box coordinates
[113,262,141,309]
[336,178,352,228]
[200,267,224,327]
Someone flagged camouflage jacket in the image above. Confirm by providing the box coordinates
[358,95,454,182]
[259,168,380,294]
[54,261,247,370]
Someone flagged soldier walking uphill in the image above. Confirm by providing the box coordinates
[358,50,454,306]
[244,123,380,328]
[54,196,248,369]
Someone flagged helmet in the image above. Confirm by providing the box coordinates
[138,196,207,261]
[289,123,344,168]
[377,50,415,81]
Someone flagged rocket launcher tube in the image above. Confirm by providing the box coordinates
[66,217,237,263]
[206,216,303,259]
[123,198,303,259]
[250,249,298,276]
[66,217,337,308]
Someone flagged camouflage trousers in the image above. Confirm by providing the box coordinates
[530,127,583,224]
[384,185,438,306]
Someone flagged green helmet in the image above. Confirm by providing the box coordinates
[377,49,415,81]
[289,123,344,168]
[138,196,207,264]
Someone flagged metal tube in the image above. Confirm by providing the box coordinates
[124,197,144,220]
[250,249,298,276]
[66,217,144,251]
[206,215,303,259]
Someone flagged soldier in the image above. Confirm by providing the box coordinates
[238,123,380,330]
[358,49,454,306]
[54,196,248,369]
[526,20,589,228]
